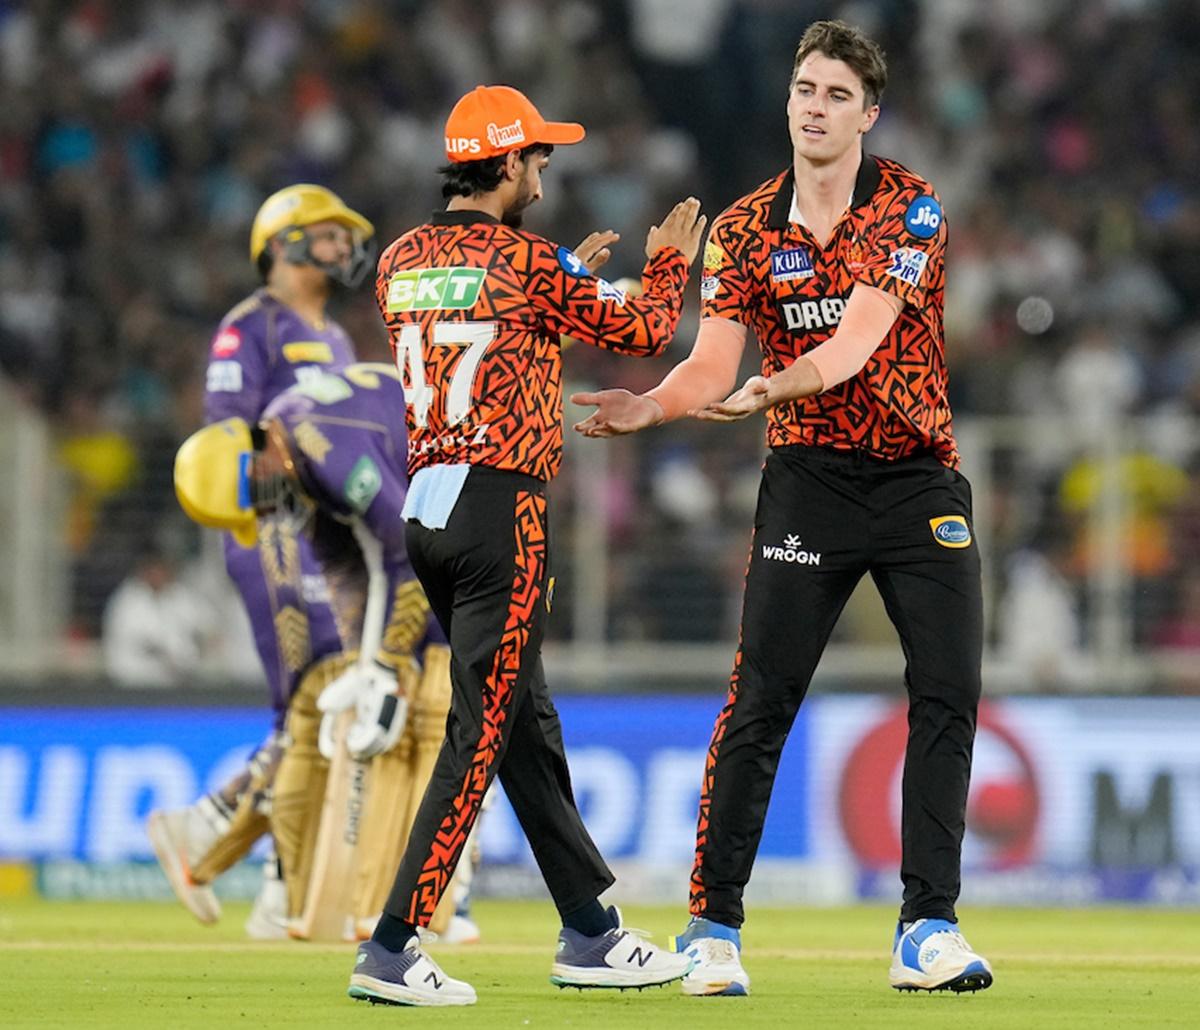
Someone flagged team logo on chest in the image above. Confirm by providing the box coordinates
[770,246,815,282]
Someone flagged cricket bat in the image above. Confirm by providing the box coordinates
[291,709,371,941]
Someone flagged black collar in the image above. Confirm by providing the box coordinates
[766,154,882,230]
[430,209,501,226]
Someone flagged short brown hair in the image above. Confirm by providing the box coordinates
[792,20,887,108]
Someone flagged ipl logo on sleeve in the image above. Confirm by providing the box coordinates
[596,279,628,305]
[885,247,929,287]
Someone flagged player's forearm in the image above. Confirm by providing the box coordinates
[645,317,746,420]
[596,248,689,357]
[794,285,902,396]
[761,356,826,405]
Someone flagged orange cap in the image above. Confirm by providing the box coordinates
[443,85,585,163]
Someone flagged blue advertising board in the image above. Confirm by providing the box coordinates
[0,698,810,865]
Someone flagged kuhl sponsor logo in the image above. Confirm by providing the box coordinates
[770,246,815,282]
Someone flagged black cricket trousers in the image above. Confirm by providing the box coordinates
[384,466,613,926]
[691,445,983,926]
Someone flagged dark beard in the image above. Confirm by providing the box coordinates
[502,179,535,228]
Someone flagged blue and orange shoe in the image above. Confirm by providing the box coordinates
[671,917,750,997]
[889,919,993,992]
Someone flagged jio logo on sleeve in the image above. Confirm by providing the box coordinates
[904,196,943,239]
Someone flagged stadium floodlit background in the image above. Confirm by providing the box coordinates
[1,0,1198,910]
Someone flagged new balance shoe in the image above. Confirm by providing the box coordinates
[671,917,750,997]
[348,938,477,1007]
[146,807,221,925]
[550,906,691,990]
[889,918,993,992]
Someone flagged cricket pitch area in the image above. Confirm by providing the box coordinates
[2,899,1196,1028]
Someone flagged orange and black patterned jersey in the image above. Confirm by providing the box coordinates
[701,156,958,467]
[375,211,689,481]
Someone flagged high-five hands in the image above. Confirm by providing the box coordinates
[571,389,664,438]
[573,230,621,275]
[645,197,707,265]
[691,375,773,422]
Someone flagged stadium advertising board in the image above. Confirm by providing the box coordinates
[1,698,1197,904]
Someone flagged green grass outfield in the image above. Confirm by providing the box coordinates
[2,899,1197,1028]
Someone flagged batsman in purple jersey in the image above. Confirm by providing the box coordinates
[172,362,476,937]
[260,362,446,669]
[144,184,381,939]
[204,286,359,723]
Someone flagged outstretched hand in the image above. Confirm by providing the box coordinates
[691,375,772,422]
[571,389,665,438]
[645,197,707,265]
[573,230,621,275]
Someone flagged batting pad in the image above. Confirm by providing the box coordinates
[353,645,462,930]
[272,653,354,917]
[191,735,283,884]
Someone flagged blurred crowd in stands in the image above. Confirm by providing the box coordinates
[1,0,1198,688]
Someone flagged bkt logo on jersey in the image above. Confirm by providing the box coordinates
[387,267,486,312]
[904,196,942,239]
[770,246,815,282]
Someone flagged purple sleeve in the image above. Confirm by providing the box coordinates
[288,408,424,664]
[203,320,271,424]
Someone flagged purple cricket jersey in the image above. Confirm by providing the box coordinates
[263,364,445,656]
[204,289,356,722]
[204,288,356,424]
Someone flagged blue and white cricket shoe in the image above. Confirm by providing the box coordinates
[348,938,477,1006]
[671,917,751,997]
[889,918,993,992]
[551,906,691,990]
